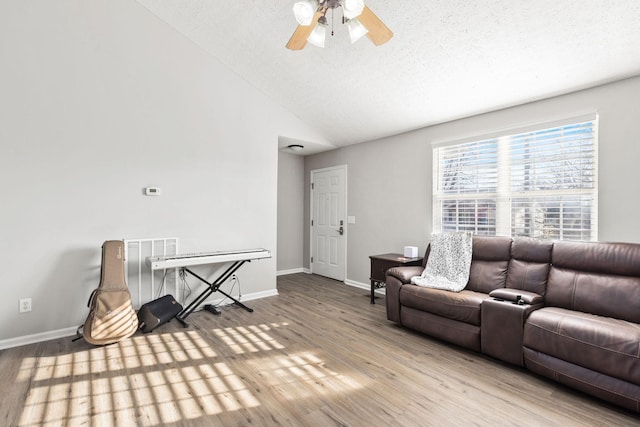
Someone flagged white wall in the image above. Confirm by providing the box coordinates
[305,76,640,286]
[277,152,305,274]
[0,0,324,343]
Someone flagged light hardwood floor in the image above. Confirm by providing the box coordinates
[1,273,638,426]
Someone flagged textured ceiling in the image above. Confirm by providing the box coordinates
[135,0,640,151]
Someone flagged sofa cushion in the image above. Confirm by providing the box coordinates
[506,238,552,296]
[467,260,509,294]
[552,240,640,277]
[401,307,481,351]
[506,259,550,296]
[546,268,640,324]
[523,348,640,413]
[466,236,511,293]
[512,237,553,263]
[523,307,640,386]
[546,241,640,323]
[400,285,490,326]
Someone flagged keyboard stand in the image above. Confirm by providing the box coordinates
[176,261,254,327]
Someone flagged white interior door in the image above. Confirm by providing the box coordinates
[311,166,346,281]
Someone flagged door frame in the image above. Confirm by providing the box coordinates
[310,164,348,281]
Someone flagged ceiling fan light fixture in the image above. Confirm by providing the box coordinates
[293,0,318,26]
[286,0,392,50]
[347,18,368,43]
[307,20,327,48]
[342,0,365,19]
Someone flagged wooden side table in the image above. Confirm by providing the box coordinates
[369,253,423,304]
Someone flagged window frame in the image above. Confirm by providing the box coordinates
[432,114,599,241]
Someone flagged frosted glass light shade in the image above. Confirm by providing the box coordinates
[347,18,368,43]
[307,23,327,48]
[293,0,318,26]
[287,144,304,152]
[342,0,365,19]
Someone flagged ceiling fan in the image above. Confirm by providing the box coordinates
[286,0,393,50]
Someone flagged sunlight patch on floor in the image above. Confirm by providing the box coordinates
[248,350,366,400]
[14,321,361,426]
[212,322,287,354]
[16,330,259,426]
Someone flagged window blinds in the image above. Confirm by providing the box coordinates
[433,116,598,241]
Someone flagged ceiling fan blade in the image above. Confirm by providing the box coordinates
[358,5,393,46]
[286,11,324,51]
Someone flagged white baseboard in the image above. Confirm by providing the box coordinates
[276,268,305,276]
[344,279,386,295]
[344,279,368,290]
[195,288,278,308]
[0,289,280,350]
[236,289,279,302]
[276,268,313,276]
[277,275,380,295]
[0,326,79,351]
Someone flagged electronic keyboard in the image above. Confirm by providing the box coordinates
[146,248,271,270]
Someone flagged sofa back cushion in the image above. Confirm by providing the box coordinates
[506,238,553,296]
[546,241,640,323]
[466,236,512,293]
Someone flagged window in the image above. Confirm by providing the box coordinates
[433,115,598,241]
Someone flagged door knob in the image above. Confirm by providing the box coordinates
[338,226,344,235]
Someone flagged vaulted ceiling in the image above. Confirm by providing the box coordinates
[136,1,640,152]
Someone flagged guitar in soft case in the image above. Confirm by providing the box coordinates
[77,240,139,345]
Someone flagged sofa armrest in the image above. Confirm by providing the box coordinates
[481,297,544,366]
[386,266,424,284]
[489,288,543,305]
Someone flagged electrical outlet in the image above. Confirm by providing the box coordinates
[19,298,32,313]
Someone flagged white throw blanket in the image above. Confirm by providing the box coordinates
[411,232,473,292]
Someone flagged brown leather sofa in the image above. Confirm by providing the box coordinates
[385,236,640,412]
